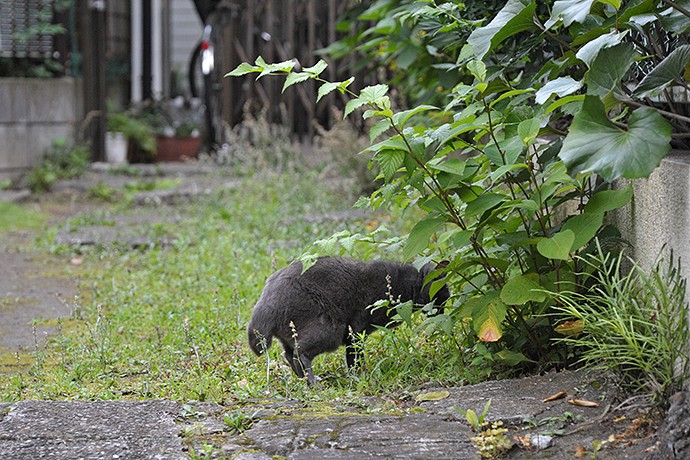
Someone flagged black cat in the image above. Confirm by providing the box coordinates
[247,256,449,384]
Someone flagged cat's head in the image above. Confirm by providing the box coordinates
[418,261,450,308]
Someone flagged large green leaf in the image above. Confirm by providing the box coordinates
[518,118,541,145]
[560,212,604,250]
[535,77,583,104]
[495,350,532,366]
[403,217,446,260]
[225,62,260,77]
[392,105,438,129]
[375,149,405,181]
[345,84,390,117]
[583,186,633,214]
[537,229,575,260]
[500,274,546,305]
[465,193,506,217]
[576,31,626,67]
[545,0,596,29]
[468,0,537,59]
[559,96,672,181]
[283,72,311,93]
[634,45,690,98]
[587,43,637,97]
[472,293,507,343]
[659,0,690,33]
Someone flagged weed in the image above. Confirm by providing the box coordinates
[470,421,512,459]
[180,404,207,419]
[551,245,689,408]
[0,202,46,232]
[456,400,512,458]
[455,399,492,432]
[25,139,89,193]
[188,443,215,459]
[87,182,121,202]
[223,409,254,434]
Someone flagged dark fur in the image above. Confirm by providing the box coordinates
[247,256,449,384]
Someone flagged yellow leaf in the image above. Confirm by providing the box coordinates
[555,319,584,336]
[478,316,502,342]
[567,398,600,407]
[415,390,451,402]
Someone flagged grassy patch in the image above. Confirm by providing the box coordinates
[0,170,471,402]
[0,202,46,232]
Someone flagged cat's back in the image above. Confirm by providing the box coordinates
[255,257,363,306]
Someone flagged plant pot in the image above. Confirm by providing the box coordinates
[105,132,128,164]
[155,135,201,162]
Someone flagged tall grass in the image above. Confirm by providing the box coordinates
[552,246,689,408]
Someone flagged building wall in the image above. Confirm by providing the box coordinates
[0,77,82,180]
[169,0,202,95]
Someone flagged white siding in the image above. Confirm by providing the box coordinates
[169,0,203,73]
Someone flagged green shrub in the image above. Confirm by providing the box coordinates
[26,139,90,193]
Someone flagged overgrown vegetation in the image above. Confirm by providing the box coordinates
[228,0,690,380]
[552,247,689,407]
[0,202,46,232]
[25,139,90,193]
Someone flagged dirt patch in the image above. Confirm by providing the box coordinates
[0,248,77,360]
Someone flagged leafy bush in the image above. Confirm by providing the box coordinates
[106,112,157,157]
[227,0,689,371]
[551,247,689,407]
[26,139,90,193]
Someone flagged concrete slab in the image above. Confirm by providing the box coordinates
[0,400,185,460]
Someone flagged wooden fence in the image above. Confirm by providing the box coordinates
[213,0,366,140]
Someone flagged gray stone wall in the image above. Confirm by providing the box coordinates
[0,78,83,180]
[614,152,690,279]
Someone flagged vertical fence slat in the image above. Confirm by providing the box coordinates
[222,0,361,141]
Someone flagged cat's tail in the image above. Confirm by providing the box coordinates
[247,321,273,356]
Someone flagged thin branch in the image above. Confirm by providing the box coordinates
[623,99,690,124]
[660,0,690,19]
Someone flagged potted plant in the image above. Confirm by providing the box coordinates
[106,111,157,164]
[155,121,202,162]
[150,98,203,162]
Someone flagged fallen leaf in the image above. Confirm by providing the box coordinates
[575,445,587,458]
[568,398,600,407]
[513,434,531,448]
[543,390,568,402]
[415,390,450,402]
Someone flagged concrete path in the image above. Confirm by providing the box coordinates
[0,370,658,459]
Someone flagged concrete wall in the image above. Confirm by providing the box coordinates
[0,78,83,180]
[615,152,690,278]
